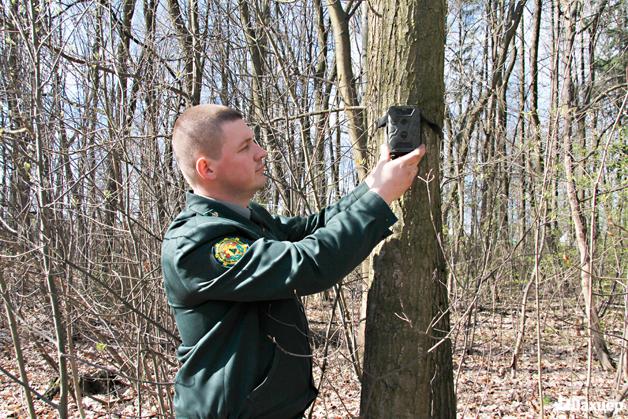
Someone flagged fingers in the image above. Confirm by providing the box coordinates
[396,145,426,165]
[379,142,391,162]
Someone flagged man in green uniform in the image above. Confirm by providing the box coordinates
[161,104,425,418]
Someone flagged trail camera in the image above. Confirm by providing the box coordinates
[376,105,423,159]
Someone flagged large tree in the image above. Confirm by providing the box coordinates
[360,0,455,417]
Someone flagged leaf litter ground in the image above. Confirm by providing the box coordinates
[0,300,624,418]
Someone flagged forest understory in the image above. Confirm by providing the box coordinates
[1,292,624,418]
[1,0,626,416]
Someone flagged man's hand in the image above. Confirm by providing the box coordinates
[364,144,426,205]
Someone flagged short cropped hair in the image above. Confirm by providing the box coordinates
[171,104,243,186]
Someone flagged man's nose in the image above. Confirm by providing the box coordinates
[256,143,268,159]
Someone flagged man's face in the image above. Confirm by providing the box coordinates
[211,119,268,200]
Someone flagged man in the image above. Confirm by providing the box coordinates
[161,104,425,418]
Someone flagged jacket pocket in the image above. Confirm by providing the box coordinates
[246,345,316,419]
[247,346,284,407]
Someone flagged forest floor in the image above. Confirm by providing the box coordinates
[306,298,626,419]
[0,298,625,418]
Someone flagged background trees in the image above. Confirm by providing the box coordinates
[0,0,625,417]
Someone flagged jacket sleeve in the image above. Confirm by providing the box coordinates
[264,182,370,242]
[164,190,396,306]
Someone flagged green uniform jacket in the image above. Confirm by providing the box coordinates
[161,183,397,418]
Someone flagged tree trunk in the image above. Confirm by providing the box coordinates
[327,0,368,180]
[360,1,455,417]
[5,0,32,240]
[560,0,615,372]
[238,0,291,209]
[27,0,69,414]
[529,0,543,197]
[167,0,203,105]
[0,269,36,418]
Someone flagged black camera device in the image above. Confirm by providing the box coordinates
[376,105,423,159]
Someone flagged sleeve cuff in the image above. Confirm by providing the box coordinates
[356,190,398,229]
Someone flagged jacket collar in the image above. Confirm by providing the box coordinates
[186,192,251,223]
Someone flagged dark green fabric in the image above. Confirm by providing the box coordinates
[161,183,397,418]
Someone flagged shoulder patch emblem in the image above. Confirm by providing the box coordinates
[213,237,249,268]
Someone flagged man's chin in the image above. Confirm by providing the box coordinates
[255,177,268,191]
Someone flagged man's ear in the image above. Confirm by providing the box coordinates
[196,157,217,181]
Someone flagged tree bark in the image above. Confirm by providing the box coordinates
[360,1,455,417]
